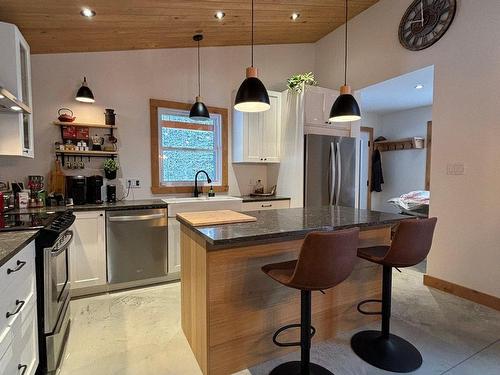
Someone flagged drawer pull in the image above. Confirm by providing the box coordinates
[18,364,28,375]
[261,204,273,208]
[7,260,26,274]
[6,299,25,318]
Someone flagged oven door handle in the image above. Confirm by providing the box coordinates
[108,213,165,222]
[50,230,74,257]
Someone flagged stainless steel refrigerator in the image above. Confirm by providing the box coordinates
[304,134,357,208]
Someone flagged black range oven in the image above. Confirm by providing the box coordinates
[34,211,75,375]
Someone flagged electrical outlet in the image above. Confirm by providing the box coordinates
[126,179,141,188]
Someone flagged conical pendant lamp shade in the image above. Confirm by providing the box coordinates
[329,0,361,123]
[234,67,270,112]
[234,0,270,113]
[190,96,210,120]
[76,77,95,103]
[190,34,210,120]
[329,85,361,122]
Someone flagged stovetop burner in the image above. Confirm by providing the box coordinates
[0,211,59,232]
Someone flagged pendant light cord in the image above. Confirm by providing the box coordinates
[344,0,348,86]
[197,39,201,96]
[251,0,254,67]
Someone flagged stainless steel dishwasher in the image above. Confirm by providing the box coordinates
[106,208,168,286]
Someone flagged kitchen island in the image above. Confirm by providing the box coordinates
[177,206,408,375]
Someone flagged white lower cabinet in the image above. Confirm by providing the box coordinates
[70,211,107,290]
[241,199,290,211]
[0,241,38,375]
[167,218,181,274]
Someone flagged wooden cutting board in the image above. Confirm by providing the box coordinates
[177,210,257,227]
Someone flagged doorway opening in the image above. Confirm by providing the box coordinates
[358,66,434,217]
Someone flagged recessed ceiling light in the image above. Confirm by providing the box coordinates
[10,105,22,111]
[0,94,4,99]
[80,8,96,18]
[415,84,424,90]
[291,13,301,21]
[214,11,225,20]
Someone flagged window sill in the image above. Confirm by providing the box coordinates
[151,185,229,194]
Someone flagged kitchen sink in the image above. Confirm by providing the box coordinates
[163,196,243,217]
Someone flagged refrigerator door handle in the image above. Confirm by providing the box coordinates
[336,141,342,205]
[330,142,336,206]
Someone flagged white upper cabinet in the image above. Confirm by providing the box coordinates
[0,22,33,157]
[232,90,282,163]
[304,86,354,135]
[304,86,343,125]
[304,86,330,126]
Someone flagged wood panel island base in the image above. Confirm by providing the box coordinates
[178,206,407,375]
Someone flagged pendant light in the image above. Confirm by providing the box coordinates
[75,76,95,103]
[234,0,270,112]
[329,0,361,123]
[189,34,210,120]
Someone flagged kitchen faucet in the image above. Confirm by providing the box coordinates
[193,170,212,197]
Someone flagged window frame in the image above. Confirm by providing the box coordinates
[150,99,228,194]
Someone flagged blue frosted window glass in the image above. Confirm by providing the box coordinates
[161,128,214,150]
[162,150,215,182]
[159,111,220,185]
[161,114,213,125]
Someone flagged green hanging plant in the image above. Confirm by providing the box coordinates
[286,72,318,93]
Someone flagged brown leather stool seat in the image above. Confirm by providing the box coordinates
[351,217,437,373]
[262,228,360,375]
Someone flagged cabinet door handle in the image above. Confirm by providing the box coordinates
[261,204,273,208]
[6,299,25,318]
[7,260,26,274]
[18,364,28,375]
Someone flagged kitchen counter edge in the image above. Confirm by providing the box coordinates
[8,199,168,214]
[0,230,39,268]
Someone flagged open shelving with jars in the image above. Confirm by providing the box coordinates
[53,120,118,167]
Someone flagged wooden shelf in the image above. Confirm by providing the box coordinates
[53,121,117,129]
[55,149,117,164]
[374,137,425,152]
[55,149,118,156]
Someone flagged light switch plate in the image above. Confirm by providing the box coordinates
[447,163,465,175]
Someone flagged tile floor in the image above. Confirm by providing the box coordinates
[60,268,500,375]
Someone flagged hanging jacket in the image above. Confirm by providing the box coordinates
[371,149,384,192]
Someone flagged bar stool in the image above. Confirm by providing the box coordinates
[262,228,360,375]
[351,217,437,373]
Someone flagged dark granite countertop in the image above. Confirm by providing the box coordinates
[8,199,167,214]
[0,230,39,267]
[177,205,408,247]
[240,195,291,203]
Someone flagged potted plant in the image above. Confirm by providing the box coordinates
[286,72,318,93]
[103,158,119,180]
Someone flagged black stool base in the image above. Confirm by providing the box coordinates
[270,361,334,375]
[351,330,422,373]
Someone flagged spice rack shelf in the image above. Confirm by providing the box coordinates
[374,137,425,152]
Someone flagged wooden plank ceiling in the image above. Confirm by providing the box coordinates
[0,0,379,54]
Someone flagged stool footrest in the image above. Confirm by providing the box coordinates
[272,323,316,347]
[357,299,382,315]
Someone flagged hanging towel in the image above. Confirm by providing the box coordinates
[371,149,384,192]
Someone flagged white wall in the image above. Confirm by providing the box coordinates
[371,106,431,213]
[0,43,315,198]
[315,0,500,297]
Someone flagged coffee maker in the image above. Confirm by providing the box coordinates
[66,176,86,205]
[106,184,116,203]
[86,176,103,204]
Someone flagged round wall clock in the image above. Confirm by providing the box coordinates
[399,0,456,51]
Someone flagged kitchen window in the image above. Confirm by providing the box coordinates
[150,99,228,194]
